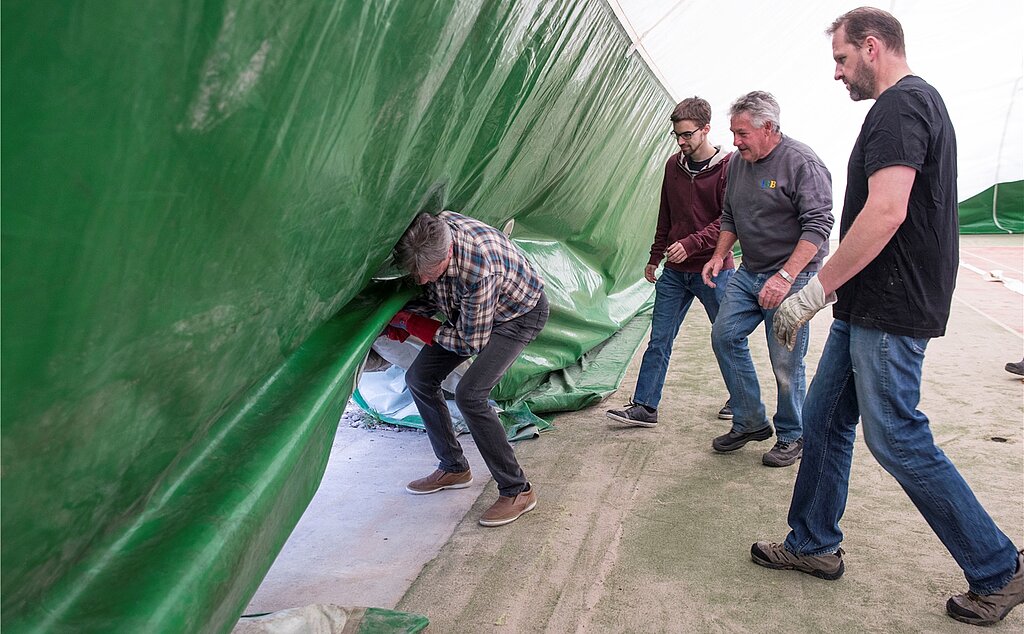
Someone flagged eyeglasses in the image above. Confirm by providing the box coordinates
[670,128,701,140]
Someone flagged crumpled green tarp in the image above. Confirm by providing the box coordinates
[1,1,672,632]
[235,605,427,634]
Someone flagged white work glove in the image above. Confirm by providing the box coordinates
[772,276,837,351]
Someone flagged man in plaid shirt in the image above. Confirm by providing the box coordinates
[386,211,548,527]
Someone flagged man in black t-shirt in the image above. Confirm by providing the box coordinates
[749,7,1023,626]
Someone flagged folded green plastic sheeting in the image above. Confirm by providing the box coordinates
[958,180,1024,234]
[522,306,654,414]
[236,606,428,633]
[1,1,672,632]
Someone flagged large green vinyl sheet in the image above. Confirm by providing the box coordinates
[958,180,1024,234]
[1,1,672,631]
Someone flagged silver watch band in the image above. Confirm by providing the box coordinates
[778,269,795,284]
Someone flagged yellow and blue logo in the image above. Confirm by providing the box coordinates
[759,178,777,189]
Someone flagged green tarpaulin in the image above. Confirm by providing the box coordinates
[959,180,1024,234]
[1,1,671,632]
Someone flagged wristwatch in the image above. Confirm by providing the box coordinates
[777,269,795,284]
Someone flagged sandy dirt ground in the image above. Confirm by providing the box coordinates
[395,235,1024,633]
[247,236,1022,633]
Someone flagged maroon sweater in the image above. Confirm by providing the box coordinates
[648,148,734,273]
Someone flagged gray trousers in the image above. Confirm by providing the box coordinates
[405,293,548,497]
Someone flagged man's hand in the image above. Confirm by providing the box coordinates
[665,242,687,264]
[702,256,724,287]
[772,276,837,351]
[645,264,658,283]
[758,273,792,309]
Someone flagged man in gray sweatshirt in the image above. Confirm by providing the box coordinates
[701,91,833,467]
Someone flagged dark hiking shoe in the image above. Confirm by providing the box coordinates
[762,439,804,467]
[947,549,1024,626]
[606,401,658,428]
[479,484,537,527]
[406,469,473,495]
[751,541,845,581]
[712,425,773,452]
[718,402,733,420]
[1006,360,1024,376]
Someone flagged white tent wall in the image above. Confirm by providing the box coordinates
[608,0,1024,223]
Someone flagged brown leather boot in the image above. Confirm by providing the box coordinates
[947,550,1024,626]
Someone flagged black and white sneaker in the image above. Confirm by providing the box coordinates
[718,402,733,420]
[606,401,658,427]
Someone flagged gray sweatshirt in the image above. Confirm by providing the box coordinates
[720,135,834,272]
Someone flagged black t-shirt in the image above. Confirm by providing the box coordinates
[834,75,959,338]
[685,154,713,174]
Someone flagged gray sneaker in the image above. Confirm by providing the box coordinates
[947,549,1024,626]
[751,541,845,580]
[606,401,658,427]
[762,439,804,467]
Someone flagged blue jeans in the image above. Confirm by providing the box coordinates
[711,265,812,443]
[784,319,1019,594]
[633,268,733,409]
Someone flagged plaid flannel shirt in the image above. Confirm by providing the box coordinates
[405,211,544,356]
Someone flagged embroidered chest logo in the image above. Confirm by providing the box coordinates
[759,178,777,189]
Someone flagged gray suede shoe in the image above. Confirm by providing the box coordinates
[751,541,845,580]
[947,549,1024,626]
[762,439,804,467]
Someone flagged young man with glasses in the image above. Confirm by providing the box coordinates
[607,97,734,428]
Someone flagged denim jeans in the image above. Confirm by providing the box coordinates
[633,267,734,409]
[784,319,1019,594]
[711,265,812,443]
[405,294,549,497]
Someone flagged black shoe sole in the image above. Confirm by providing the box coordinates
[750,544,844,581]
[713,426,773,452]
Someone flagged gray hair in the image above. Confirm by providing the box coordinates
[393,212,452,278]
[728,91,781,134]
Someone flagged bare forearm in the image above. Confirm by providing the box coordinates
[713,230,738,260]
[781,240,821,278]
[817,207,902,295]
[817,166,913,295]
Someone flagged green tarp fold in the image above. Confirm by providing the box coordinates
[1,1,672,632]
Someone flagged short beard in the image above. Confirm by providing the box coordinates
[846,64,876,101]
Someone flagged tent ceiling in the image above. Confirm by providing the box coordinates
[608,0,1024,205]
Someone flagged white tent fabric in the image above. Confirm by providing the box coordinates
[607,0,1024,209]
